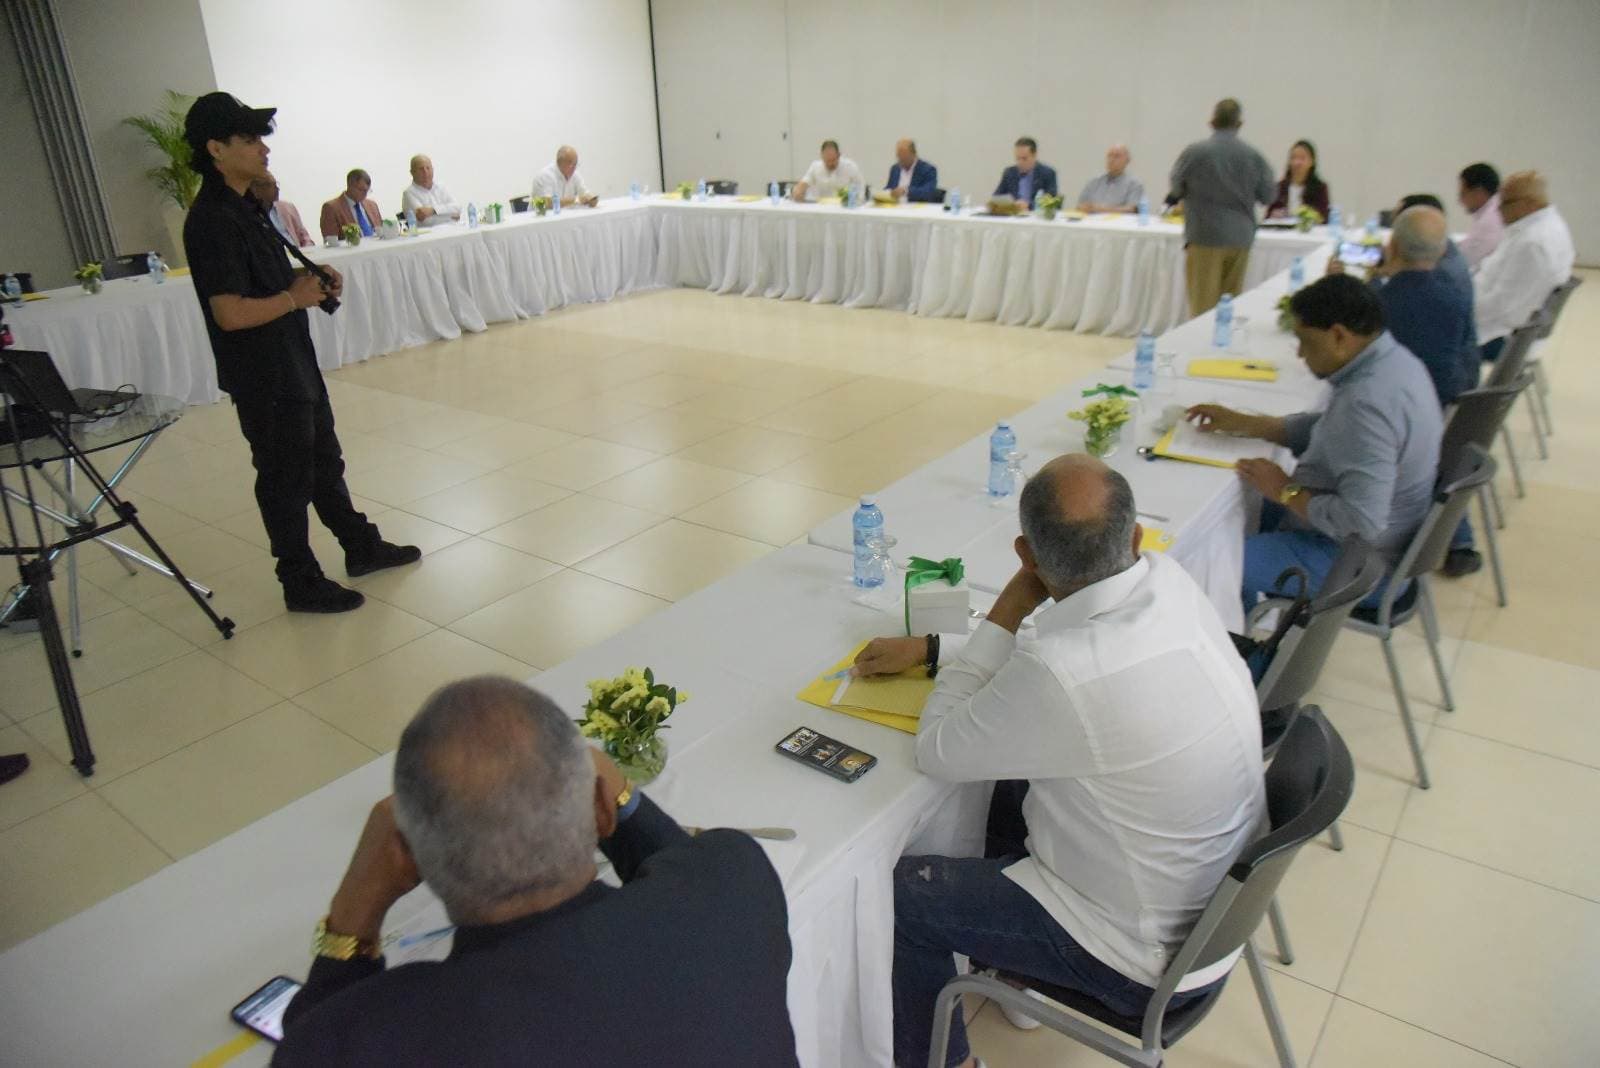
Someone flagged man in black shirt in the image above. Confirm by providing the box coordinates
[182,93,418,612]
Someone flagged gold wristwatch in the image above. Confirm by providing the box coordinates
[615,782,633,810]
[313,916,380,961]
[1279,482,1305,505]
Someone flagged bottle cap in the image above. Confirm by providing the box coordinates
[996,421,1010,429]
[860,494,877,506]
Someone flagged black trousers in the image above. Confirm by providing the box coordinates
[232,388,378,583]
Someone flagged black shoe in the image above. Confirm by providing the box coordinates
[284,575,366,613]
[345,540,422,578]
[1441,548,1483,578]
[0,752,30,786]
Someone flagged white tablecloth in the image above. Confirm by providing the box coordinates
[808,251,1334,631]
[6,201,1328,406]
[0,546,985,1068]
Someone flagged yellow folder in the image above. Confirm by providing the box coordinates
[796,640,933,735]
[1151,424,1258,469]
[1187,358,1278,382]
[1141,526,1174,552]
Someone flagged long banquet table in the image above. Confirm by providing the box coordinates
[5,199,1330,404]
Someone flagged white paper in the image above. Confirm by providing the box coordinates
[1160,421,1276,466]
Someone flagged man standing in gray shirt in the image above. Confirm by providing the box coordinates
[1167,98,1276,316]
[1185,275,1443,617]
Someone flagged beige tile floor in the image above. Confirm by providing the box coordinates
[2,275,1597,1066]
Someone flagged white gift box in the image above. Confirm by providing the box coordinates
[906,579,971,635]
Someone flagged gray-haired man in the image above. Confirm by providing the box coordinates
[274,676,799,1066]
[854,455,1265,1068]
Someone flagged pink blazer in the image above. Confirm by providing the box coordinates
[275,200,314,247]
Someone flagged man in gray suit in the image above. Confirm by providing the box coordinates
[1168,99,1276,316]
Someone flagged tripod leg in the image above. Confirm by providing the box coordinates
[115,503,234,640]
[20,561,95,776]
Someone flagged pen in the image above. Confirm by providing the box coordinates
[822,668,851,681]
[394,924,455,949]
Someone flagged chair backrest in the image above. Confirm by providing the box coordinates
[510,195,529,213]
[1486,316,1546,386]
[1257,538,1385,713]
[1440,372,1535,465]
[2,272,36,294]
[773,180,796,196]
[1535,275,1583,340]
[100,252,156,280]
[1139,706,1352,1046]
[1392,444,1497,587]
[707,179,738,196]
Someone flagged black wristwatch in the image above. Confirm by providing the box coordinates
[925,634,940,678]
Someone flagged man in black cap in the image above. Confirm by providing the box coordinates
[182,93,419,613]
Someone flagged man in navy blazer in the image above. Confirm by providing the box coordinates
[886,138,940,202]
[994,136,1058,205]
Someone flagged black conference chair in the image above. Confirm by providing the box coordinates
[1484,315,1547,490]
[1440,374,1536,607]
[99,252,157,280]
[510,195,529,214]
[1526,275,1583,436]
[2,272,36,294]
[772,180,797,197]
[928,706,1354,1068]
[706,179,738,196]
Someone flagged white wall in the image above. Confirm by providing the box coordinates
[654,0,1600,263]
[198,0,661,222]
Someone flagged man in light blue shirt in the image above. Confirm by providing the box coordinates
[1076,144,1145,213]
[1186,275,1443,615]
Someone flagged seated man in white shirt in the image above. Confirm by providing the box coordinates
[853,455,1266,1068]
[791,139,864,202]
[1473,170,1574,361]
[401,154,461,227]
[531,145,599,208]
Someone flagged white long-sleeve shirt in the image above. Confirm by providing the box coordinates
[1458,193,1505,270]
[531,162,592,204]
[1473,205,1575,343]
[798,157,864,200]
[401,181,461,226]
[916,554,1266,989]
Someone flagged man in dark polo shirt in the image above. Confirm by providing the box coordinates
[182,93,418,613]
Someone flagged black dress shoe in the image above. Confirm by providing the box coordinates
[1441,548,1483,578]
[0,752,30,786]
[284,575,366,613]
[346,540,422,578]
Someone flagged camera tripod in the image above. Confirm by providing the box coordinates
[0,367,235,777]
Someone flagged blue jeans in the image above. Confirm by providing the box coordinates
[892,853,1214,1067]
[1242,502,1395,621]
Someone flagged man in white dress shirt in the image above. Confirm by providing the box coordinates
[1473,170,1574,361]
[791,140,864,202]
[531,145,599,208]
[401,154,461,227]
[854,455,1265,1068]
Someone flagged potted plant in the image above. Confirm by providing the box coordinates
[532,195,552,216]
[577,666,687,784]
[1069,388,1135,458]
[1294,204,1322,233]
[1036,193,1063,221]
[74,261,105,295]
[675,182,694,201]
[486,202,503,224]
[339,223,360,247]
[1276,294,1296,332]
[123,90,202,266]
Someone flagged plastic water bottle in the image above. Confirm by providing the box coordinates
[630,181,642,201]
[467,202,478,228]
[987,422,1018,497]
[404,207,418,232]
[1213,294,1234,349]
[1137,196,1150,226]
[1326,205,1342,237]
[852,496,885,588]
[1365,215,1379,240]
[847,183,859,209]
[695,177,707,202]
[552,191,562,215]
[1134,332,1156,392]
[768,181,780,205]
[950,189,962,213]
[2,274,20,303]
[1289,256,1305,293]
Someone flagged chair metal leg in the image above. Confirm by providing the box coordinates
[1487,478,1506,531]
[1525,395,1549,460]
[1532,359,1554,434]
[1499,425,1526,499]
[1266,897,1295,965]
[1327,821,1345,851]
[1417,581,1457,712]
[927,976,964,1068]
[1244,940,1298,1068]
[1380,635,1431,788]
[1478,489,1508,608]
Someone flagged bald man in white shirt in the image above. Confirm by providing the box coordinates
[531,145,599,208]
[855,455,1265,1068]
[1473,170,1574,360]
[401,154,461,226]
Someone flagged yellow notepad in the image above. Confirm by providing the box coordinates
[796,640,933,735]
[735,194,764,202]
[1151,423,1265,469]
[1187,358,1278,382]
[1141,526,1174,552]
[22,292,48,301]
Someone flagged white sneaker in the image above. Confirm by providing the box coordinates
[997,989,1045,1031]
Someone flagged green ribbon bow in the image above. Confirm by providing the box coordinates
[1081,383,1138,399]
[904,556,966,635]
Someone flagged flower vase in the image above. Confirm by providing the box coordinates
[80,278,103,295]
[1041,207,1058,221]
[535,202,548,216]
[1084,426,1121,458]
[609,735,667,784]
[1296,217,1313,233]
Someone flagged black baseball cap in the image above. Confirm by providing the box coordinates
[183,92,276,154]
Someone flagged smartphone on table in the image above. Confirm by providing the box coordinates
[230,975,302,1043]
[775,726,877,783]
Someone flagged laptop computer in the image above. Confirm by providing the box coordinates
[0,349,139,417]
